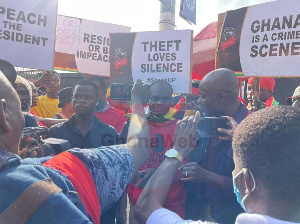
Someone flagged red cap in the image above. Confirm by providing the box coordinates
[248,78,275,92]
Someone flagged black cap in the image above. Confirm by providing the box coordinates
[58,87,73,108]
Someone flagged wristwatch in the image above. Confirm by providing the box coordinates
[165,149,183,163]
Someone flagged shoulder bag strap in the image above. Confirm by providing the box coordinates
[0,178,62,224]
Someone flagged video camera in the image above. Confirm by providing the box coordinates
[20,127,71,158]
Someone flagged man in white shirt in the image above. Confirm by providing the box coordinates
[135,106,300,224]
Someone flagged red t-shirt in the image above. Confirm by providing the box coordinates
[127,119,187,218]
[94,106,127,134]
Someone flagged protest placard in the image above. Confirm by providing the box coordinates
[54,15,130,76]
[216,0,300,77]
[110,30,192,94]
[0,0,58,70]
[55,15,80,55]
[180,0,196,25]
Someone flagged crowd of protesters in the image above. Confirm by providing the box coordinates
[0,58,300,224]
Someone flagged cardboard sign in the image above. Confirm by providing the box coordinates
[55,15,80,55]
[54,15,130,76]
[110,30,192,94]
[217,0,300,77]
[180,0,196,25]
[0,0,58,70]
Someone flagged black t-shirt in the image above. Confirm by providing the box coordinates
[23,112,39,128]
[46,115,118,149]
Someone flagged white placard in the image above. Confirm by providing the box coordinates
[240,0,300,77]
[0,0,58,70]
[75,20,130,76]
[110,30,192,93]
[55,15,80,54]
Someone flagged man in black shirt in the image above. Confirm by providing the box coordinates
[46,79,118,223]
[46,80,117,148]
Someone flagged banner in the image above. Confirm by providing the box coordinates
[0,0,58,70]
[110,30,192,94]
[217,0,300,77]
[54,15,130,76]
[159,0,172,7]
[180,0,196,25]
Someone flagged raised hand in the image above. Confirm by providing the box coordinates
[217,116,238,141]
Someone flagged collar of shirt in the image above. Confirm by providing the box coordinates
[236,213,300,224]
[232,102,249,124]
[67,114,102,134]
[0,150,21,171]
[95,101,109,113]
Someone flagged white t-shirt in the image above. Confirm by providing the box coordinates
[147,208,300,224]
[147,208,203,224]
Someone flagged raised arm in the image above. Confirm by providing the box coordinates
[135,112,200,223]
[124,80,150,176]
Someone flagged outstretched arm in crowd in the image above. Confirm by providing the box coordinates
[124,79,150,176]
[42,80,151,216]
[34,116,66,128]
[135,112,200,224]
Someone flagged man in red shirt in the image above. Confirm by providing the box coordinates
[121,80,187,223]
[247,77,279,109]
[91,76,127,134]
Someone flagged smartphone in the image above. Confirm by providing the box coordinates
[197,117,229,137]
[110,83,134,101]
[184,94,199,103]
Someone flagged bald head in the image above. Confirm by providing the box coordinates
[200,68,239,97]
[197,69,240,117]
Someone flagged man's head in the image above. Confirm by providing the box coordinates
[247,78,275,103]
[90,76,107,105]
[148,80,173,116]
[0,71,24,154]
[45,71,61,97]
[232,106,300,217]
[58,87,74,115]
[16,76,32,112]
[29,82,38,107]
[198,68,239,117]
[0,59,17,87]
[72,80,98,116]
[292,86,300,108]
[58,87,73,108]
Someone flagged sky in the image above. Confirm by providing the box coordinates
[58,0,274,36]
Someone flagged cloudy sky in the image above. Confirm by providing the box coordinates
[58,0,274,35]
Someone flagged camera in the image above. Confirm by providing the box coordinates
[110,83,134,101]
[20,127,71,158]
[110,82,150,103]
